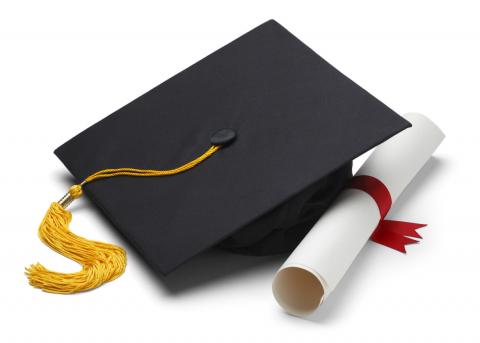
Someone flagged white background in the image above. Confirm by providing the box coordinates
[1,1,479,342]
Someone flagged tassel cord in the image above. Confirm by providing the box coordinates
[26,145,220,294]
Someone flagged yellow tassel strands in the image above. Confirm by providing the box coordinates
[26,145,221,294]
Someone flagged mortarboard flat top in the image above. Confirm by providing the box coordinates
[55,20,410,274]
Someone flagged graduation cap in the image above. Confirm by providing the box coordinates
[26,20,410,294]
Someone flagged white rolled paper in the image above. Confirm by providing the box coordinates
[272,113,445,316]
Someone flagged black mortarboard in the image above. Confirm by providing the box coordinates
[32,20,410,288]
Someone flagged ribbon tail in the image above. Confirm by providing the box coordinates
[370,220,427,253]
[381,220,426,239]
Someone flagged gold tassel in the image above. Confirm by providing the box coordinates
[26,145,220,294]
[25,186,126,294]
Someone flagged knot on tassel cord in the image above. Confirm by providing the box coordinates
[69,184,83,199]
[25,202,126,294]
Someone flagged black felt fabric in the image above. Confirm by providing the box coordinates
[54,20,411,274]
[220,162,352,255]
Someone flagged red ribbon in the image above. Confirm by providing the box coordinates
[348,175,426,253]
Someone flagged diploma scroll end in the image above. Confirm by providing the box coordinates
[272,266,327,317]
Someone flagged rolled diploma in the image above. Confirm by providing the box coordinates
[272,112,445,316]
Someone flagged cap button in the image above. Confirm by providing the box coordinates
[210,128,236,146]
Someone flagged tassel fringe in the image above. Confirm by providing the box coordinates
[25,202,126,294]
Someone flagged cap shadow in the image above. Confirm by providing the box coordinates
[154,249,285,295]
